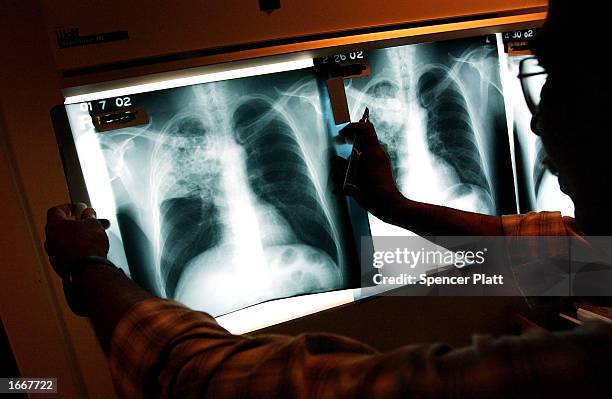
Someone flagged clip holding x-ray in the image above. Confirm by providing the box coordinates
[92,107,149,132]
[323,60,370,124]
[326,77,351,125]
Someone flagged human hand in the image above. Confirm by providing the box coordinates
[331,121,405,222]
[44,203,110,278]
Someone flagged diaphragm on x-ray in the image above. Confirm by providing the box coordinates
[65,69,359,316]
[343,36,516,236]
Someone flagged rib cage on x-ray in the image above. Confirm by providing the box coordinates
[153,114,224,299]
[232,98,340,267]
[74,70,355,316]
[345,37,512,222]
[417,66,492,211]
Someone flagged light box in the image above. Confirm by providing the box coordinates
[56,58,368,323]
[53,24,563,333]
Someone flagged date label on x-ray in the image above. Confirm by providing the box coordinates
[92,106,149,132]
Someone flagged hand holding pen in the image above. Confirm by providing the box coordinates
[331,108,405,221]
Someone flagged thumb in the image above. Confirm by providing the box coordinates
[99,219,111,229]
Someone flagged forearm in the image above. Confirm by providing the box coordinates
[74,263,154,353]
[386,197,503,236]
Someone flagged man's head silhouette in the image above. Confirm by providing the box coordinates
[531,0,611,234]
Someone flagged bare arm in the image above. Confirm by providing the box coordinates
[332,122,503,236]
[388,198,503,236]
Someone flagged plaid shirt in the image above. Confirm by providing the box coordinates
[109,212,612,398]
[501,211,579,236]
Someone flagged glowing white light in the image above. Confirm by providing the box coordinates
[216,289,356,334]
[496,33,520,212]
[64,58,314,104]
[536,172,575,216]
[75,133,117,217]
[64,105,130,274]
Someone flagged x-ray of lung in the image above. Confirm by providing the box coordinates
[59,34,577,319]
[343,36,516,235]
[64,68,360,316]
[504,56,574,216]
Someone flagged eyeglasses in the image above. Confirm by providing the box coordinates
[518,56,547,115]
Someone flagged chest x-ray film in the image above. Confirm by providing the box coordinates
[61,64,362,316]
[55,32,569,320]
[503,55,574,216]
[343,36,517,236]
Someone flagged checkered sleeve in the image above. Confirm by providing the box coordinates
[109,298,612,398]
[501,211,578,236]
[108,297,455,399]
[108,298,413,399]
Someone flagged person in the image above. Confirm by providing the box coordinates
[332,2,611,239]
[45,1,612,398]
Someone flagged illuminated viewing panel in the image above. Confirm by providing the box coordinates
[56,30,567,330]
[64,64,362,317]
[343,36,517,237]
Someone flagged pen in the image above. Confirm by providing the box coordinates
[343,107,369,192]
[360,107,369,124]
